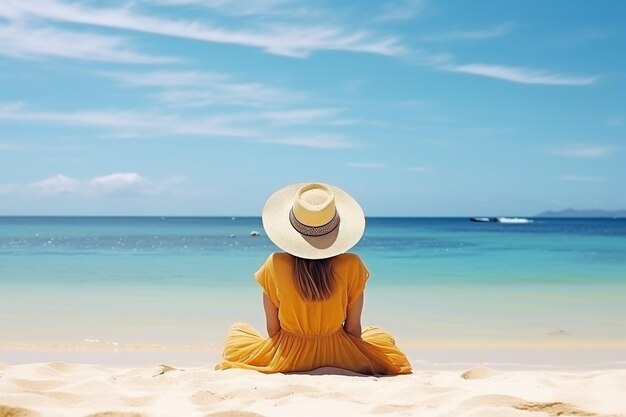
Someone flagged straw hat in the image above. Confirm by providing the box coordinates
[262,182,365,259]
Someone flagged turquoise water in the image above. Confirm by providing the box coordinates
[1,217,626,351]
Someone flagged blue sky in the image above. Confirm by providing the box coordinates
[0,0,624,216]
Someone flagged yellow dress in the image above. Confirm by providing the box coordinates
[216,252,412,375]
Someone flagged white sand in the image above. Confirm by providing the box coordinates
[1,361,625,417]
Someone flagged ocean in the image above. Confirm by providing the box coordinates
[1,216,625,365]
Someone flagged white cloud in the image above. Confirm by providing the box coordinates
[607,117,623,127]
[407,166,429,172]
[1,1,597,90]
[26,174,80,195]
[0,183,19,195]
[448,63,598,86]
[0,143,20,151]
[88,173,185,195]
[417,23,515,42]
[0,101,25,112]
[549,145,613,158]
[554,28,616,47]
[87,173,147,195]
[0,3,23,19]
[102,70,228,88]
[102,71,304,108]
[346,162,385,169]
[0,103,359,148]
[253,109,344,126]
[0,0,404,58]
[1,173,185,197]
[102,72,350,126]
[403,48,597,88]
[559,175,606,182]
[264,135,357,149]
[0,104,255,138]
[156,89,287,109]
[149,0,311,18]
[0,22,174,63]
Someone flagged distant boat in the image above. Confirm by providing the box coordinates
[496,217,533,224]
[469,217,498,222]
[469,217,532,224]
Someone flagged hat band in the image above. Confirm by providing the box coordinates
[289,208,340,237]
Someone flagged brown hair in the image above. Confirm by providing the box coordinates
[292,256,335,302]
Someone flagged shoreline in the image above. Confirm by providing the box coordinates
[2,341,625,371]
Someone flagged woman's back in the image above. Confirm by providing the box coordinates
[216,182,411,375]
[257,252,368,336]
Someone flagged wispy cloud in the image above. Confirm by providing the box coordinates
[103,70,228,88]
[0,103,358,149]
[0,0,404,58]
[0,143,20,152]
[87,173,151,195]
[25,174,80,196]
[406,166,429,172]
[98,73,358,139]
[346,162,385,169]
[1,1,599,88]
[0,183,19,194]
[150,0,314,18]
[0,173,185,196]
[252,109,344,126]
[417,23,515,42]
[447,63,598,85]
[265,134,357,149]
[607,117,623,127]
[102,71,304,108]
[400,47,599,87]
[0,22,174,63]
[553,27,616,48]
[548,145,613,158]
[0,104,256,138]
[0,102,24,112]
[559,175,606,182]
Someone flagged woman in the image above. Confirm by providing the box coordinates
[216,182,412,375]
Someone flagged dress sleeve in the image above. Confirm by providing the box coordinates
[254,253,280,308]
[347,255,370,308]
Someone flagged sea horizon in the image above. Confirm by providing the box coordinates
[1,214,624,218]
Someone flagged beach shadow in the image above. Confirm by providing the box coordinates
[84,413,145,417]
[513,401,596,417]
[0,405,39,417]
[463,395,597,417]
[204,412,265,417]
[289,366,384,377]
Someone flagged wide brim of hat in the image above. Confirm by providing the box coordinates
[262,182,365,259]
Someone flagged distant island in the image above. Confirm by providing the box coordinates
[536,209,626,218]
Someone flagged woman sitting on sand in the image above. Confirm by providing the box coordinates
[216,182,412,375]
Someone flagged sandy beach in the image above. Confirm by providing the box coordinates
[1,358,625,417]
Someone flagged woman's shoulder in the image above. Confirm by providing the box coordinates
[333,253,369,285]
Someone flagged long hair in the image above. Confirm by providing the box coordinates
[292,256,335,302]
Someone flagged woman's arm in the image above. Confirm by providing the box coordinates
[263,292,281,337]
[344,292,364,338]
